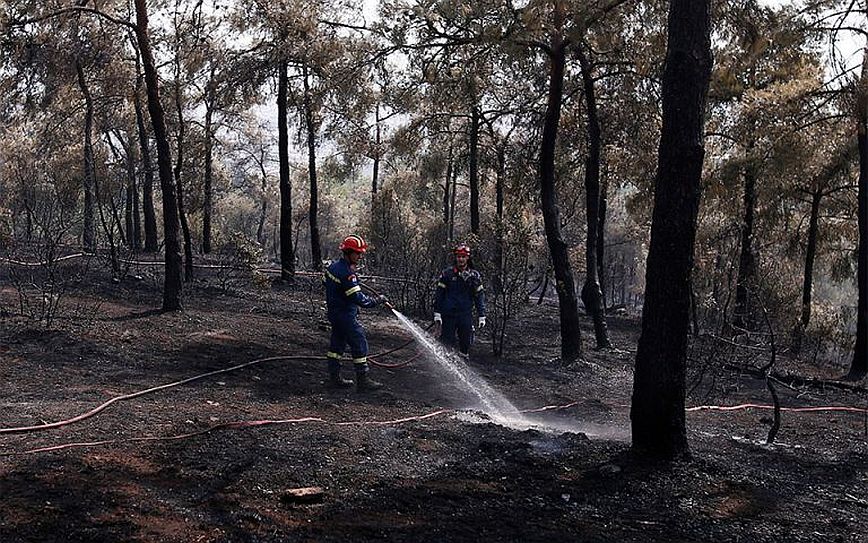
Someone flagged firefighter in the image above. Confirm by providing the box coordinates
[433,243,486,357]
[323,234,388,391]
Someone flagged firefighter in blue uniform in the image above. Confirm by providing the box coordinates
[433,243,486,357]
[324,234,388,391]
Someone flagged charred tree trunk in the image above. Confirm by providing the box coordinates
[302,65,322,270]
[277,60,295,280]
[107,130,139,251]
[494,141,506,295]
[75,61,96,252]
[734,166,757,329]
[92,166,120,278]
[577,45,611,349]
[125,148,134,249]
[134,70,159,253]
[256,150,269,248]
[372,103,381,198]
[202,85,215,255]
[134,0,182,310]
[598,176,609,309]
[130,130,141,252]
[469,106,480,235]
[443,153,453,227]
[850,103,868,379]
[539,20,582,363]
[173,79,194,282]
[800,189,822,328]
[449,159,458,244]
[631,0,712,460]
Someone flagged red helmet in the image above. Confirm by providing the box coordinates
[339,234,368,254]
[453,243,471,257]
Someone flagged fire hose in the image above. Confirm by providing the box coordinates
[0,282,426,437]
[1,280,865,455]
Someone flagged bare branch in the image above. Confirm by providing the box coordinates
[7,6,135,30]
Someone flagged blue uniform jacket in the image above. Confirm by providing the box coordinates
[434,267,485,317]
[324,258,379,320]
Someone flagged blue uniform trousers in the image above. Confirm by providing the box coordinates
[327,315,370,374]
[440,312,474,355]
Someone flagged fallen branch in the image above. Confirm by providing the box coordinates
[723,363,866,394]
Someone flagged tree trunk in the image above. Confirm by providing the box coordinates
[494,141,506,295]
[443,153,453,227]
[850,101,868,379]
[372,103,381,197]
[134,70,159,253]
[256,150,269,248]
[202,89,215,254]
[173,80,194,282]
[130,130,141,252]
[449,158,458,244]
[734,166,757,329]
[75,61,96,252]
[92,165,120,278]
[134,0,183,311]
[107,130,139,251]
[800,190,822,328]
[302,65,322,270]
[577,45,611,349]
[631,0,712,460]
[125,148,134,249]
[278,60,295,280]
[539,14,582,363]
[598,176,609,310]
[469,106,480,234]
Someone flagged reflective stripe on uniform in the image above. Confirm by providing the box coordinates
[476,284,484,292]
[437,282,446,288]
[345,285,361,296]
[327,351,342,359]
[352,357,367,365]
[325,270,341,283]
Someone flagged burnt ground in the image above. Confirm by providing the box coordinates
[0,261,866,542]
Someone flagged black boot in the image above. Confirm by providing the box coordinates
[327,371,353,389]
[355,371,384,392]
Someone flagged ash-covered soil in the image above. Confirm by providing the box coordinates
[0,262,865,542]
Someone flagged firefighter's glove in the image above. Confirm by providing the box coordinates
[433,313,442,325]
[376,294,389,305]
[478,316,486,329]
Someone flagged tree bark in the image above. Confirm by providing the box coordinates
[173,79,194,282]
[469,106,480,234]
[539,12,582,363]
[256,152,268,247]
[850,102,868,379]
[577,45,611,349]
[372,103,381,197]
[631,0,712,460]
[734,165,757,329]
[800,190,822,328]
[202,86,215,254]
[134,69,159,253]
[449,157,458,244]
[443,153,453,227]
[107,130,139,251]
[134,0,183,310]
[130,128,141,252]
[302,65,322,270]
[494,141,506,295]
[125,143,134,249]
[598,176,609,309]
[277,60,295,280]
[75,61,96,252]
